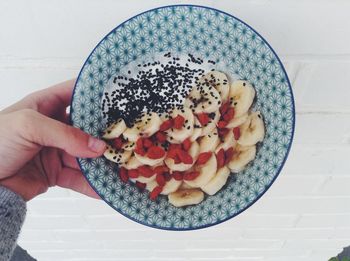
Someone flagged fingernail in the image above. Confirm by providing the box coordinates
[88,137,106,153]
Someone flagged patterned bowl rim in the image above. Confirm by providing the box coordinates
[70,4,295,231]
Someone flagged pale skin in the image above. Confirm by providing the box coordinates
[0,80,106,201]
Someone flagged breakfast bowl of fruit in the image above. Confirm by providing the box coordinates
[70,5,295,230]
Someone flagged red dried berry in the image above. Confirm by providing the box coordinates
[143,138,153,148]
[167,148,178,159]
[128,169,139,179]
[159,119,173,131]
[113,137,123,149]
[136,138,144,149]
[135,181,146,190]
[177,149,193,164]
[225,147,235,164]
[169,144,181,150]
[218,128,229,137]
[174,156,181,164]
[197,152,212,165]
[134,147,146,156]
[196,113,210,126]
[183,138,192,151]
[155,131,167,142]
[147,146,166,159]
[119,167,129,183]
[154,165,169,175]
[218,120,228,129]
[223,107,235,122]
[156,173,166,186]
[150,186,163,200]
[172,171,184,181]
[220,101,230,115]
[138,165,154,178]
[173,115,185,129]
[216,148,225,169]
[233,127,241,140]
[183,171,200,181]
[164,172,172,181]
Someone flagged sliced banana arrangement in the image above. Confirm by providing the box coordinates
[102,71,265,207]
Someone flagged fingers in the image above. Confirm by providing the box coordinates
[16,109,106,158]
[61,152,80,170]
[57,167,100,199]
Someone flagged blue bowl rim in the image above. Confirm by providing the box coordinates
[70,4,296,231]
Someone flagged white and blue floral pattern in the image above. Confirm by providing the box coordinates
[70,5,295,230]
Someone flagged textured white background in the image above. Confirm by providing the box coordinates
[1,0,350,260]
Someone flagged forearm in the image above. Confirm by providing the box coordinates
[0,186,26,261]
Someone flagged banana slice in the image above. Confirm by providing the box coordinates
[179,181,194,190]
[123,156,142,170]
[104,145,132,165]
[194,86,222,114]
[102,119,127,139]
[168,189,204,207]
[238,111,265,146]
[201,166,230,195]
[123,112,161,142]
[228,145,256,173]
[201,71,230,102]
[200,111,220,137]
[161,178,182,195]
[164,141,199,171]
[199,129,220,153]
[226,113,248,129]
[215,129,236,153]
[167,107,194,142]
[190,118,202,142]
[229,80,255,117]
[184,153,217,188]
[134,152,165,166]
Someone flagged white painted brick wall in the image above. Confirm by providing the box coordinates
[1,0,350,260]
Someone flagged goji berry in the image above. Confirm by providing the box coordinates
[134,146,146,156]
[172,171,183,181]
[219,101,230,115]
[128,169,139,178]
[223,107,235,121]
[135,181,146,190]
[174,156,181,164]
[173,115,185,129]
[155,131,167,142]
[113,137,123,149]
[216,148,225,169]
[196,113,210,126]
[225,147,235,164]
[147,146,166,159]
[177,149,193,164]
[138,165,154,177]
[154,165,169,175]
[183,171,200,181]
[233,127,241,140]
[197,152,212,165]
[218,128,229,137]
[169,144,181,150]
[183,138,192,151]
[167,148,178,159]
[143,138,153,148]
[218,120,228,128]
[136,138,144,149]
[164,172,172,181]
[150,186,163,200]
[156,173,166,186]
[119,167,129,183]
[159,119,173,131]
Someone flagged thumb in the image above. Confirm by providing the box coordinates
[16,109,106,158]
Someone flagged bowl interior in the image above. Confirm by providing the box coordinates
[71,5,294,230]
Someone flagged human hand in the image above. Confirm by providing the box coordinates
[0,80,106,201]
